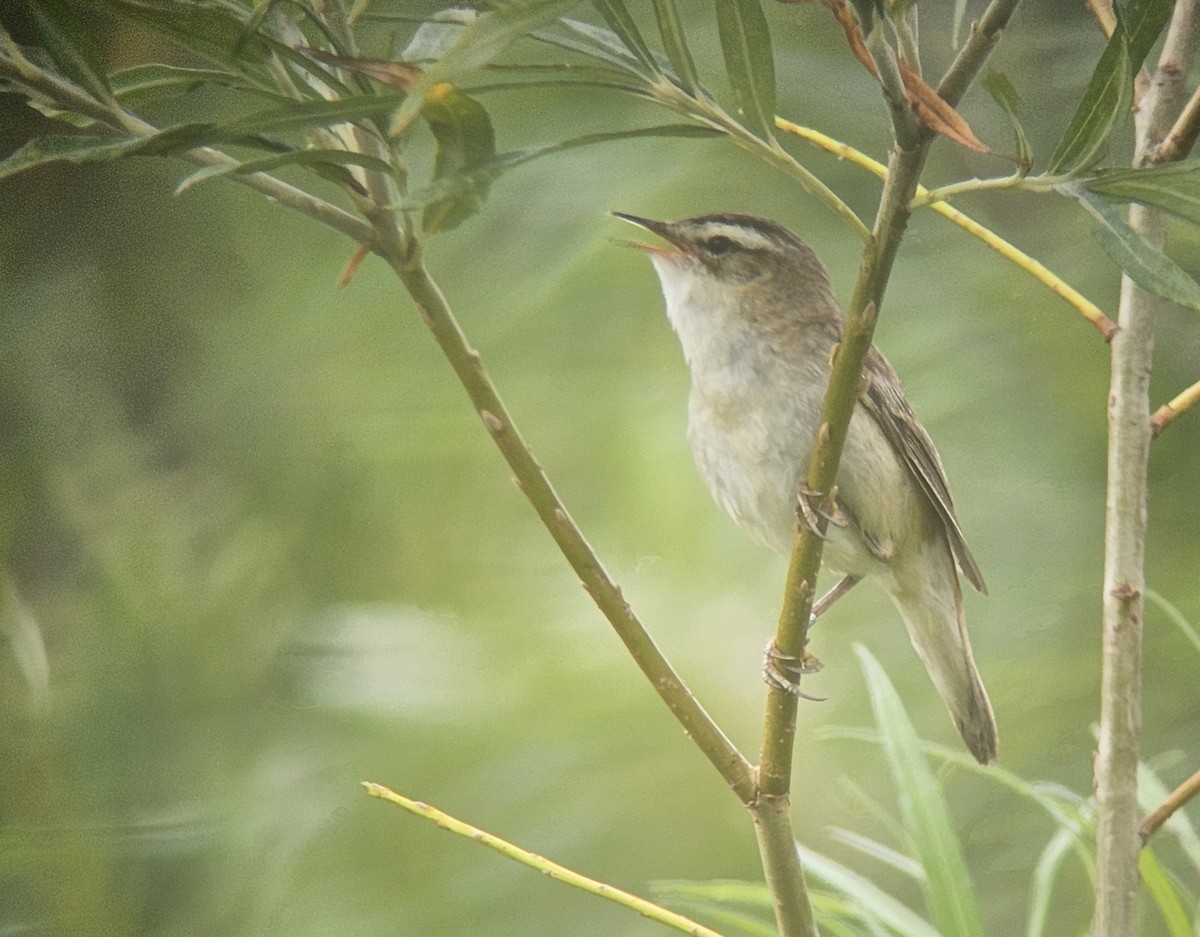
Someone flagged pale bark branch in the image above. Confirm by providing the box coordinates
[1095,4,1200,936]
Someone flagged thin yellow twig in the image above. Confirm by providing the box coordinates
[1155,83,1200,162]
[1151,377,1200,437]
[775,118,1119,342]
[362,783,730,937]
[1139,766,1200,843]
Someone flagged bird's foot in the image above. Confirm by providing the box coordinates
[763,639,825,700]
[795,484,848,537]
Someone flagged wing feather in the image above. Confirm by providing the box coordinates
[859,348,987,594]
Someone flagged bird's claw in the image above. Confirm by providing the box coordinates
[763,639,826,701]
[795,484,848,538]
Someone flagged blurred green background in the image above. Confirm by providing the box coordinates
[2,3,1198,935]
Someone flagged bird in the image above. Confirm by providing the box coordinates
[614,210,997,764]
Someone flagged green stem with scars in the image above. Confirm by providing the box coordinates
[0,28,758,803]
[759,0,1024,793]
[386,242,758,805]
[752,7,1024,936]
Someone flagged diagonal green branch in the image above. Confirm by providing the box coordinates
[0,28,758,801]
[386,245,757,803]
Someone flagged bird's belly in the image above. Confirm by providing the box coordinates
[686,386,914,579]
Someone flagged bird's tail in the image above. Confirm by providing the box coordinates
[889,541,998,765]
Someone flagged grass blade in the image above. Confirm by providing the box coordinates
[855,646,984,937]
[1138,849,1193,937]
[796,845,941,937]
[1025,828,1084,937]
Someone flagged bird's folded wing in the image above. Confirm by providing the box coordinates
[859,348,987,594]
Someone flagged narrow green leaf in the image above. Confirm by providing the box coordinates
[420,84,497,233]
[463,61,651,96]
[983,69,1032,171]
[1083,159,1200,227]
[1047,32,1131,175]
[715,0,776,141]
[402,8,476,63]
[110,63,273,102]
[403,123,719,216]
[650,880,777,937]
[1066,183,1200,312]
[592,0,660,74]
[1122,0,1181,60]
[0,94,406,181]
[0,134,135,181]
[652,879,773,910]
[210,94,406,140]
[232,1,276,60]
[538,18,653,72]
[1139,849,1193,937]
[855,646,984,937]
[499,121,719,162]
[1048,0,1175,174]
[795,846,941,937]
[952,0,968,47]
[824,726,1096,843]
[104,0,271,66]
[104,0,347,95]
[422,0,581,80]
[174,148,392,195]
[25,0,115,103]
[651,0,701,92]
[388,0,580,142]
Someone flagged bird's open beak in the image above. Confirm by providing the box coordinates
[610,211,688,256]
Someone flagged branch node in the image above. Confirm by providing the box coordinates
[480,410,505,435]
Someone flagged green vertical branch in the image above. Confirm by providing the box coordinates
[758,0,1023,791]
[751,3,1023,936]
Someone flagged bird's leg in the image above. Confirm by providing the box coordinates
[761,574,861,699]
[810,574,861,624]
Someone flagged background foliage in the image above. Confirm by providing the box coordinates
[1,2,1198,935]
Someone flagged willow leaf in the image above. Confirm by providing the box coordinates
[716,0,776,141]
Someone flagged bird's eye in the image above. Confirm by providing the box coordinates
[704,235,736,256]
